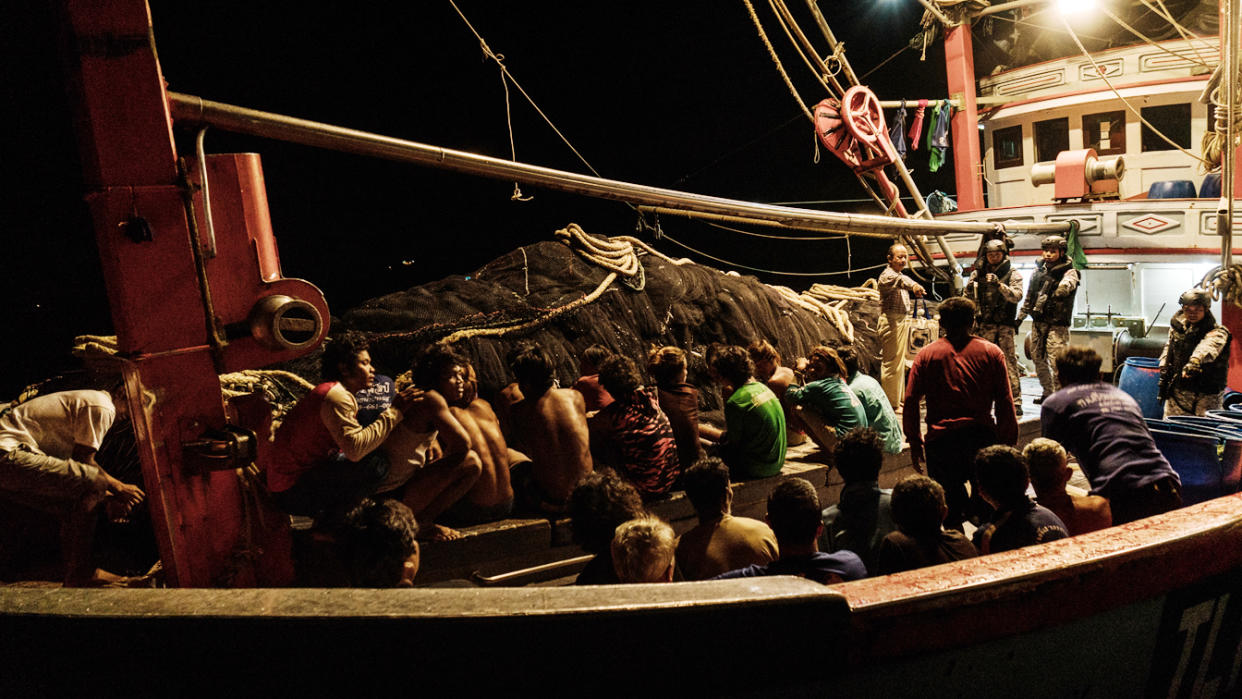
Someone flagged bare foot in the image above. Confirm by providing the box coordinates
[419,523,463,542]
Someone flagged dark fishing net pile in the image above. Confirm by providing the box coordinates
[323,238,882,412]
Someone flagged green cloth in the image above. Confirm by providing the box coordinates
[847,373,905,454]
[786,376,868,438]
[1067,221,1089,271]
[723,381,787,479]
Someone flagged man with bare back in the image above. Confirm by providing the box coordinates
[506,345,593,513]
[440,353,519,524]
[376,346,482,541]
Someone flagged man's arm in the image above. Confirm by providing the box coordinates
[999,268,1024,304]
[321,385,409,461]
[1189,328,1231,368]
[991,351,1019,445]
[902,363,924,473]
[71,444,143,507]
[426,390,473,462]
[1055,268,1080,296]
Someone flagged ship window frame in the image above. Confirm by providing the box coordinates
[1034,117,1070,163]
[1081,110,1125,156]
[992,125,1023,169]
[1140,103,1192,152]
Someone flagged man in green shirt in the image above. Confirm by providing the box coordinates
[703,345,787,478]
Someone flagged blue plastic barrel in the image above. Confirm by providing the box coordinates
[1201,173,1222,199]
[1119,357,1164,419]
[1148,180,1197,199]
[1147,425,1230,505]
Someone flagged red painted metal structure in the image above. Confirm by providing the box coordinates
[944,23,985,213]
[59,1,328,586]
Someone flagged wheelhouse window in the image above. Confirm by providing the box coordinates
[1082,110,1125,155]
[993,125,1023,168]
[1034,117,1069,162]
[1140,103,1191,152]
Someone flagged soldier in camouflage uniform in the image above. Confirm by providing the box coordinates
[1018,235,1079,403]
[1159,289,1232,417]
[965,239,1025,415]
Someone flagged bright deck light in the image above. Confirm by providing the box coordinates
[1058,0,1097,14]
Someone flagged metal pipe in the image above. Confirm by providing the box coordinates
[1222,0,1239,268]
[977,0,1048,17]
[168,92,1070,238]
[878,99,961,109]
[194,127,217,258]
[915,0,957,27]
[805,1,860,86]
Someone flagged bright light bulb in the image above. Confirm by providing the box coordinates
[1058,0,1096,14]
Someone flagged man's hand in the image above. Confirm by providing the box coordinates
[1014,312,1027,329]
[426,438,443,463]
[986,273,998,285]
[104,473,144,508]
[1053,284,1070,298]
[1183,360,1203,379]
[912,284,926,298]
[909,443,925,474]
[391,386,425,413]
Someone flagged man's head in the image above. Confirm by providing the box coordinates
[1180,288,1211,325]
[647,346,687,387]
[837,346,861,378]
[610,516,676,583]
[974,445,1030,510]
[937,297,976,335]
[1055,345,1102,387]
[805,346,847,381]
[708,345,754,388]
[1041,235,1067,263]
[413,344,469,404]
[1023,437,1071,495]
[569,470,645,554]
[747,340,781,381]
[338,498,420,588]
[509,343,555,395]
[682,457,732,520]
[888,243,909,272]
[766,477,822,549]
[582,344,612,375]
[891,475,948,538]
[598,355,643,400]
[322,332,373,389]
[984,238,1007,267]
[834,428,884,484]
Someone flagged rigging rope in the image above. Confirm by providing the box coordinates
[1061,17,1213,169]
[742,0,814,121]
[1100,6,1212,70]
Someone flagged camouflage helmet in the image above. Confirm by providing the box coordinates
[1041,235,1068,253]
[1179,288,1211,308]
[983,239,1008,256]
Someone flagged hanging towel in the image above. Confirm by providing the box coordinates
[889,101,909,159]
[908,98,927,149]
[927,99,951,173]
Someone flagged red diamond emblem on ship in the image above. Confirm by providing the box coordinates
[1123,214,1177,234]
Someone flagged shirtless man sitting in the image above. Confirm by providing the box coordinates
[377,346,482,541]
[506,344,593,513]
[440,351,519,525]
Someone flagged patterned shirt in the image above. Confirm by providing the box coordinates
[589,387,680,497]
[878,265,922,315]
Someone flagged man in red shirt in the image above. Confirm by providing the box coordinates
[903,296,1018,530]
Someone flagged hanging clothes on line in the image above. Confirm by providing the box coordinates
[908,98,927,151]
[889,100,909,160]
[927,99,952,172]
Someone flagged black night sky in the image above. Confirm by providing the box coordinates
[4,1,960,396]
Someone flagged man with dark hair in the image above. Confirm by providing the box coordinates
[507,344,593,513]
[1160,288,1232,417]
[876,475,977,574]
[647,346,703,470]
[904,296,1018,530]
[270,332,422,523]
[972,445,1069,554]
[569,470,645,585]
[965,238,1025,415]
[702,345,786,479]
[438,352,518,526]
[0,384,146,586]
[838,347,902,454]
[1042,346,1182,524]
[877,242,927,408]
[572,344,614,414]
[675,457,777,580]
[589,355,680,499]
[1019,235,1080,402]
[819,428,895,572]
[786,346,866,454]
[376,344,482,541]
[337,498,420,587]
[715,477,866,584]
